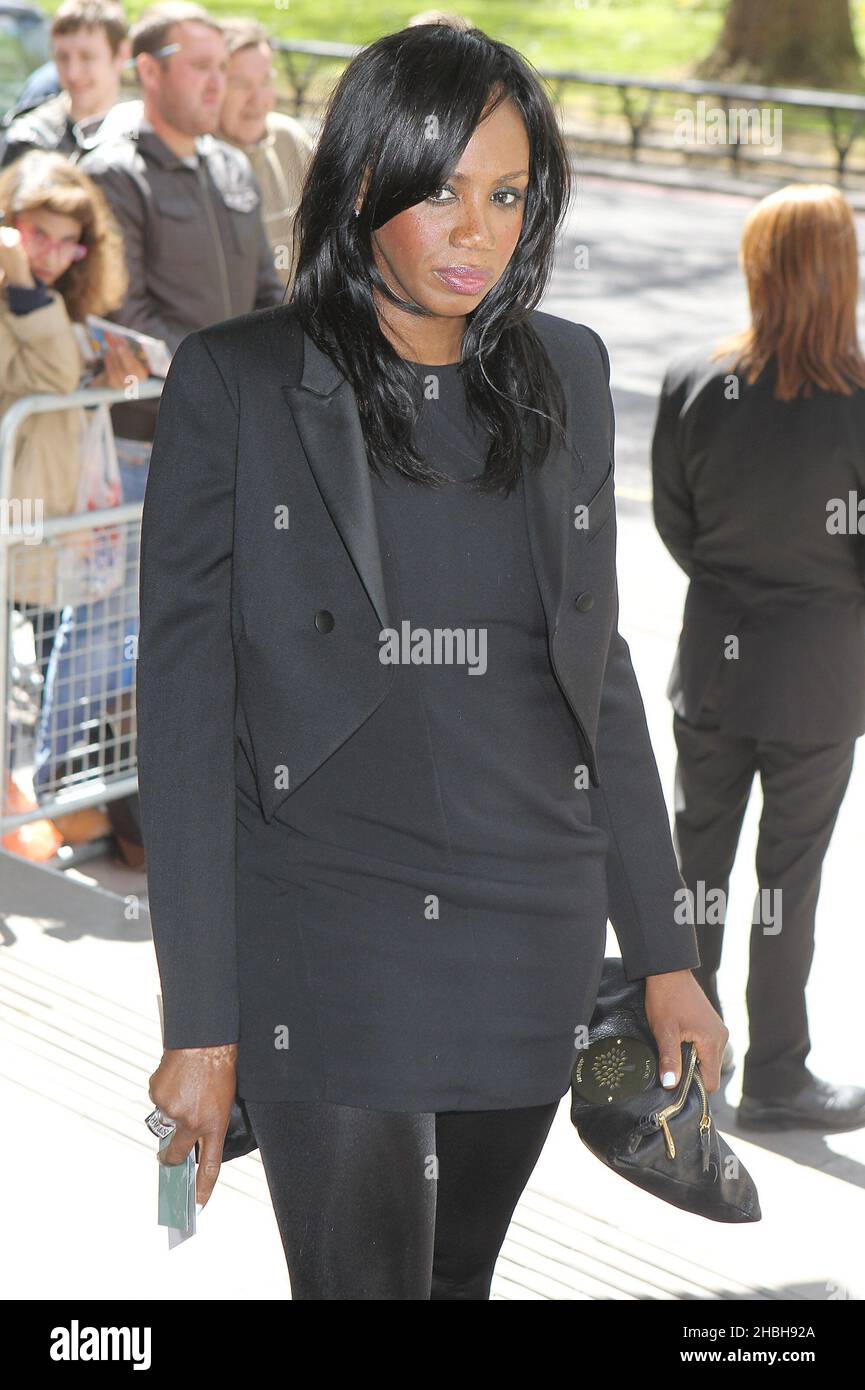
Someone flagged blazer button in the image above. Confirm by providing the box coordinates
[315,609,335,632]
[574,591,594,612]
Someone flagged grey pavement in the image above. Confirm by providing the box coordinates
[1,174,864,1300]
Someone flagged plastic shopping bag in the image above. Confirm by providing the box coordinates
[53,404,124,609]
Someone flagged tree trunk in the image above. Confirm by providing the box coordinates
[697,0,862,90]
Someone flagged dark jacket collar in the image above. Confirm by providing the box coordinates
[281,316,573,641]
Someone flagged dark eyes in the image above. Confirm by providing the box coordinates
[425,185,525,208]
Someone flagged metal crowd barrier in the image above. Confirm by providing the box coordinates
[0,381,163,836]
[271,37,865,182]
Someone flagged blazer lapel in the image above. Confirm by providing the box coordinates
[281,325,572,639]
[282,332,392,632]
[521,432,572,640]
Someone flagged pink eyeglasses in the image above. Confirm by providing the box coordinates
[17,224,88,262]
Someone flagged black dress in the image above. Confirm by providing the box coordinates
[233,360,610,1111]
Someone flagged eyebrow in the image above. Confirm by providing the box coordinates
[447,169,529,182]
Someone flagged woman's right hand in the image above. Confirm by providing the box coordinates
[149,1042,238,1209]
[0,225,35,288]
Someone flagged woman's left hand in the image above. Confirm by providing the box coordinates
[644,969,728,1094]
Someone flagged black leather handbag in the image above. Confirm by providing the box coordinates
[570,959,761,1223]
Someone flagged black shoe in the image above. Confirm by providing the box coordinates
[737,1077,865,1133]
[720,1039,735,1077]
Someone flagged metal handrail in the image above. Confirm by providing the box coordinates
[269,38,865,178]
[0,379,164,830]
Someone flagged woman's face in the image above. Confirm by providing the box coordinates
[368,96,530,337]
[14,208,85,285]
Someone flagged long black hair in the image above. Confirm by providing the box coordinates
[290,24,574,495]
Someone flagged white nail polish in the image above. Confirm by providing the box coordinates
[662,1071,677,1087]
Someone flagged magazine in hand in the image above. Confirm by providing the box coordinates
[82,315,171,378]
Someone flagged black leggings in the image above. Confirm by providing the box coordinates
[243,1096,559,1300]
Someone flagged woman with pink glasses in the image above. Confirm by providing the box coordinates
[0,149,144,841]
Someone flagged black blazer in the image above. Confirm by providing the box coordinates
[652,345,865,744]
[136,304,700,1050]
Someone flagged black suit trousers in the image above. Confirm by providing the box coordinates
[671,677,856,1099]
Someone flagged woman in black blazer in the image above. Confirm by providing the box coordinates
[139,23,724,1300]
[652,183,865,1136]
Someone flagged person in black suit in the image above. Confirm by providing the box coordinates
[139,23,725,1299]
[652,183,865,1135]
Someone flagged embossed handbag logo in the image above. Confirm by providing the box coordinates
[573,1035,657,1105]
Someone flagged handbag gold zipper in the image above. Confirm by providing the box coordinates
[695,1066,712,1171]
[647,1044,698,1160]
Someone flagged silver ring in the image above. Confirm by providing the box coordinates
[145,1106,176,1139]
